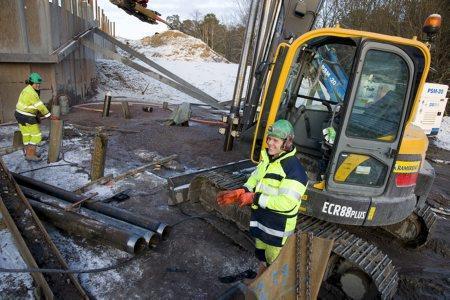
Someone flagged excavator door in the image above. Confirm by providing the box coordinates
[326,41,416,197]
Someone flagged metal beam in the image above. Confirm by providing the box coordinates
[51,27,96,62]
[80,37,225,110]
[94,28,223,109]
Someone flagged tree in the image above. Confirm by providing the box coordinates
[166,15,181,31]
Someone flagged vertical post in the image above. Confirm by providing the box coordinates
[13,131,23,148]
[102,92,112,117]
[223,0,260,151]
[121,101,131,119]
[48,120,64,163]
[90,131,107,180]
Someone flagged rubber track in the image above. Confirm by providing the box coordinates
[190,170,398,299]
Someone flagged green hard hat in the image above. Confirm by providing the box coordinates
[267,119,294,139]
[28,72,42,84]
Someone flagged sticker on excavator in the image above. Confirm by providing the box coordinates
[322,201,366,219]
[393,160,420,173]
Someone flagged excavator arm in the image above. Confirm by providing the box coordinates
[109,0,171,27]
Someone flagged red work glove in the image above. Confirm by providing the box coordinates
[217,188,246,206]
[238,192,255,207]
[49,114,60,121]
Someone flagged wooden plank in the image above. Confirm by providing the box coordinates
[113,155,177,182]
[0,158,88,298]
[90,132,108,180]
[121,101,131,119]
[82,37,225,110]
[48,119,63,163]
[0,196,54,299]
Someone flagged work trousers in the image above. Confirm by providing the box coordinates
[255,238,282,265]
[19,123,42,145]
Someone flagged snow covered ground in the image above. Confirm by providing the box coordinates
[433,116,450,151]
[93,30,240,105]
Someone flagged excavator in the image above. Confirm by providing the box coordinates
[176,0,443,299]
[109,0,171,27]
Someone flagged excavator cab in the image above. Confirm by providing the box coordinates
[251,28,432,228]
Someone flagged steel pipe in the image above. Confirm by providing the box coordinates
[22,186,159,247]
[28,200,147,254]
[13,173,171,239]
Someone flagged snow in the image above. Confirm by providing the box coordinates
[433,116,450,151]
[94,29,243,105]
[122,30,229,63]
[0,225,34,298]
[48,228,143,299]
[95,58,238,105]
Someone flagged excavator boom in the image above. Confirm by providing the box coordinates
[109,0,171,27]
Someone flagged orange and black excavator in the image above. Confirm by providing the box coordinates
[109,0,171,27]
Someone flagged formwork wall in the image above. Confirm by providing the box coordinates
[0,0,115,123]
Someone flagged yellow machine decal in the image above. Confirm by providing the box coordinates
[393,160,421,173]
[367,207,376,221]
[334,154,370,182]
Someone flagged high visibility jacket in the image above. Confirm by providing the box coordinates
[244,148,308,247]
[16,85,50,118]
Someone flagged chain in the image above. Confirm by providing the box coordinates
[296,231,302,300]
[306,232,313,300]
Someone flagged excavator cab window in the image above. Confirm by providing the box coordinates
[278,37,358,159]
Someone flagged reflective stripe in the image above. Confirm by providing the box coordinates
[257,183,278,195]
[21,133,31,136]
[43,112,51,118]
[33,101,44,108]
[278,188,303,201]
[258,194,269,208]
[250,221,294,238]
[16,109,36,117]
[30,133,42,137]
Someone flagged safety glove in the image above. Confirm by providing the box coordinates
[238,192,255,207]
[217,188,246,206]
[322,126,336,145]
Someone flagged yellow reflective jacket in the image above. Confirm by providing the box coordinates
[244,148,308,247]
[16,85,50,117]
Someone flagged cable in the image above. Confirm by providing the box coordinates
[18,163,73,174]
[0,252,144,274]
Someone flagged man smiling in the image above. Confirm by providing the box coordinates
[217,119,308,277]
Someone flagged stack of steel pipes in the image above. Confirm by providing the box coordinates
[13,173,170,255]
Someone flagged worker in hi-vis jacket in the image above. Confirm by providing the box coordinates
[217,119,308,277]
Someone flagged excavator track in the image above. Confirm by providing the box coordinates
[188,170,398,299]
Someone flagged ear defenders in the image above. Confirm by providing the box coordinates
[282,134,294,152]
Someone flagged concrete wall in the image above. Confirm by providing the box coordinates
[0,0,114,123]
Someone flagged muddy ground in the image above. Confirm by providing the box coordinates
[3,102,449,298]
